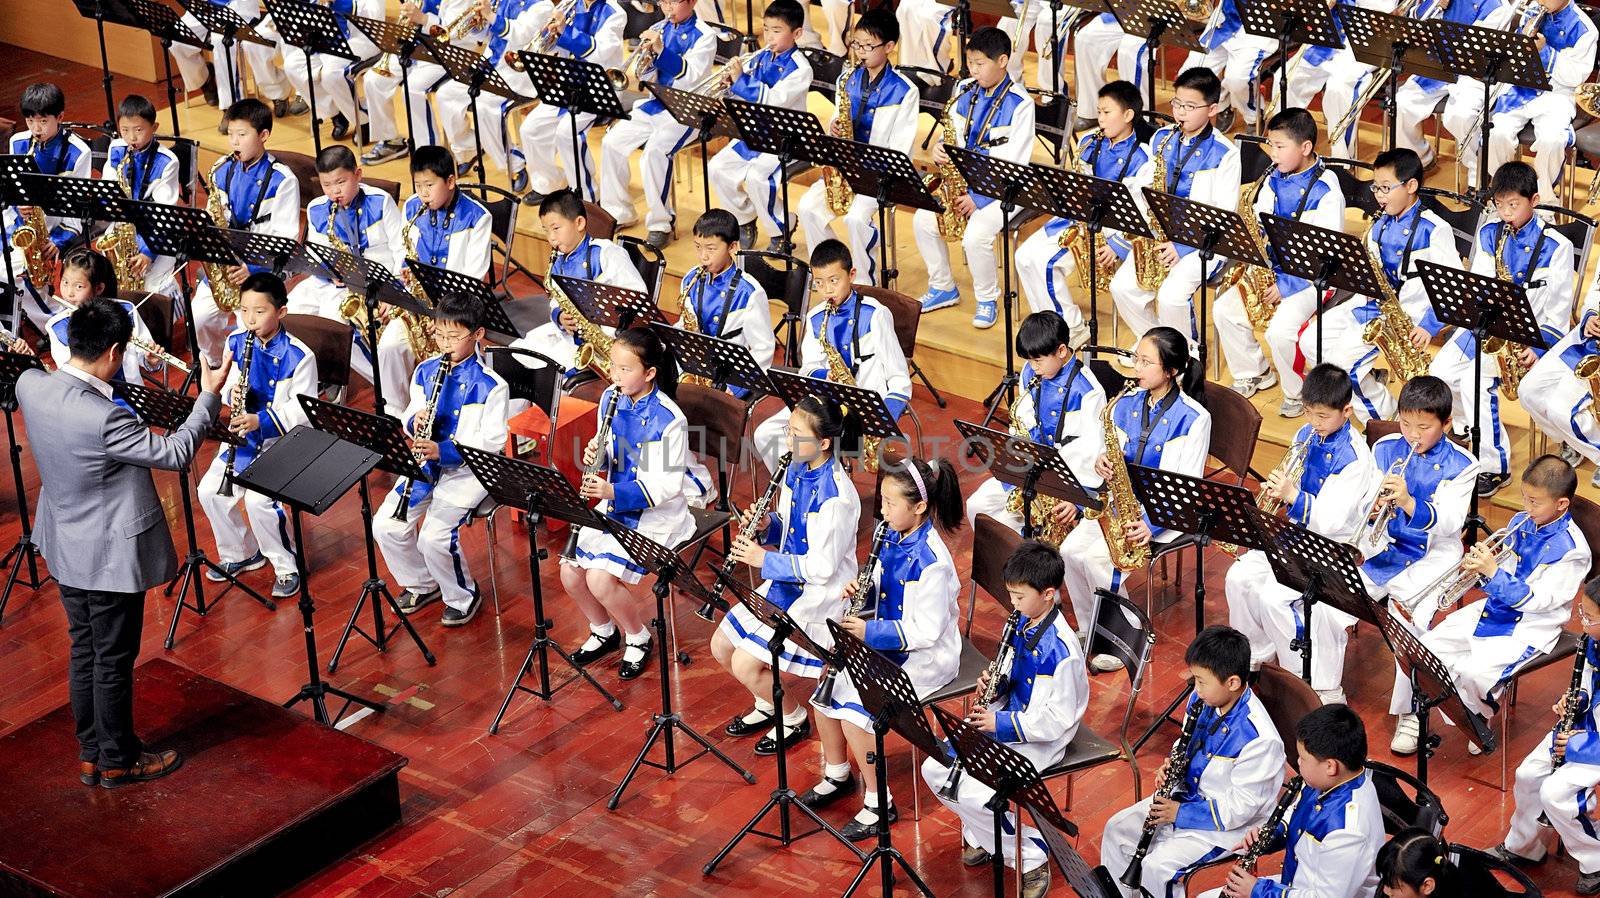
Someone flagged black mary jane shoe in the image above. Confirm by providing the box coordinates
[753,717,811,756]
[839,804,898,841]
[724,708,776,737]
[797,772,858,809]
[618,637,653,680]
[571,629,621,666]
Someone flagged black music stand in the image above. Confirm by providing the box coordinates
[299,397,437,672]
[20,175,129,284]
[306,242,416,414]
[0,351,47,624]
[409,259,519,337]
[1035,800,1123,898]
[68,0,137,128]
[1336,5,1454,152]
[232,425,385,726]
[828,622,944,898]
[1033,165,1153,350]
[423,34,533,185]
[605,524,756,810]
[932,705,1080,898]
[1415,259,1546,539]
[1107,0,1207,110]
[1238,0,1342,113]
[455,446,624,731]
[1377,605,1496,782]
[265,0,359,155]
[1253,508,1376,685]
[643,84,731,204]
[348,13,426,150]
[222,227,302,278]
[649,321,773,398]
[766,369,903,472]
[114,381,272,647]
[0,155,46,329]
[123,0,205,135]
[1260,212,1384,365]
[950,146,1037,426]
[701,571,864,875]
[819,137,943,289]
[954,419,1102,542]
[1145,190,1265,372]
[517,52,629,201]
[724,100,829,254]
[553,275,664,331]
[1432,19,1547,196]
[121,200,242,391]
[179,0,275,116]
[1127,464,1268,750]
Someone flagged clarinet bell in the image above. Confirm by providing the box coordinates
[937,763,962,800]
[694,600,719,623]
[1118,858,1145,890]
[812,670,837,706]
[218,475,233,497]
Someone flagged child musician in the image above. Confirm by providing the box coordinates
[1179,0,1276,132]
[6,83,93,333]
[793,9,920,287]
[1226,364,1381,704]
[1476,0,1598,198]
[1015,80,1148,334]
[1430,161,1573,498]
[198,273,317,600]
[562,328,695,677]
[360,0,493,163]
[751,240,911,475]
[170,0,296,120]
[1524,262,1600,486]
[1405,456,1590,726]
[1391,0,1514,171]
[289,146,403,328]
[1199,704,1384,898]
[46,250,161,393]
[100,95,181,300]
[1214,108,1346,417]
[913,27,1036,330]
[966,311,1106,535]
[714,395,859,755]
[1322,148,1461,424]
[1099,626,1286,898]
[281,0,382,142]
[1110,67,1241,354]
[675,209,775,396]
[1492,580,1600,895]
[1060,327,1211,672]
[920,541,1088,898]
[1381,829,1463,898]
[512,188,647,377]
[705,0,813,252]
[597,0,717,249]
[1359,375,1478,754]
[191,100,301,369]
[374,293,510,626]
[803,456,964,841]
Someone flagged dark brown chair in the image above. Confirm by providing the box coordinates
[368,176,402,205]
[1502,495,1600,704]
[1252,663,1321,775]
[583,201,617,240]
[271,149,320,211]
[281,313,352,391]
[120,291,177,354]
[857,284,947,411]
[671,383,741,644]
[1365,419,1403,448]
[965,513,1024,639]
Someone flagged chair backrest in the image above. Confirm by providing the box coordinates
[485,346,562,419]
[368,176,403,206]
[618,235,664,302]
[712,25,743,64]
[1030,88,1074,160]
[902,65,956,122]
[282,313,353,388]
[675,382,746,502]
[1238,135,1273,185]
[164,135,201,205]
[1250,663,1321,774]
[584,200,617,240]
[1197,381,1262,484]
[738,249,811,326]
[1570,494,1600,579]
[119,291,176,353]
[271,149,321,211]
[0,117,12,148]
[1540,203,1597,300]
[1449,844,1541,898]
[971,513,1025,614]
[1418,186,1485,261]
[622,0,663,39]
[1089,357,1129,397]
[1089,588,1156,795]
[1324,155,1380,219]
[1366,759,1450,837]
[801,46,846,103]
[1364,419,1402,448]
[856,285,921,365]
[458,182,520,295]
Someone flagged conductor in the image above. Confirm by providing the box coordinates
[16,298,226,788]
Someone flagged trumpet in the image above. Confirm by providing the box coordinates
[428,1,487,40]
[1355,439,1418,556]
[1417,521,1518,614]
[688,49,761,97]
[507,0,579,70]
[607,21,663,91]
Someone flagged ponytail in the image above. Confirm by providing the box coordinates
[1145,326,1204,397]
[887,456,964,532]
[1377,828,1456,896]
[613,327,679,399]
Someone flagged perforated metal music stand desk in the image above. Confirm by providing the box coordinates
[304,242,418,413]
[0,155,45,332]
[119,200,242,391]
[424,33,534,185]
[517,51,629,201]
[18,173,129,247]
[179,0,275,121]
[0,351,47,624]
[455,444,624,734]
[816,137,942,289]
[1336,5,1455,152]
[648,321,773,398]
[1378,605,1496,783]
[1252,507,1375,685]
[767,369,903,471]
[724,99,829,254]
[232,425,384,726]
[954,419,1101,542]
[121,0,204,136]
[1238,0,1342,112]
[1107,0,1206,109]
[299,396,437,673]
[348,13,429,150]
[1145,190,1265,374]
[264,0,359,155]
[1260,211,1384,366]
[552,275,663,331]
[1033,165,1153,350]
[409,258,520,337]
[643,84,732,206]
[221,227,302,277]
[1431,19,1547,195]
[1036,802,1123,898]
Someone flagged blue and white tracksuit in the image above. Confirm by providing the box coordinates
[191,153,301,367]
[668,262,775,400]
[1505,635,1600,874]
[46,298,162,406]
[363,0,487,146]
[100,139,183,300]
[1360,432,1479,623]
[510,233,647,375]
[1182,0,1276,126]
[1524,278,1600,464]
[280,0,383,134]
[170,0,292,108]
[1287,0,1400,157]
[1393,0,1512,166]
[706,46,814,241]
[431,0,545,174]
[5,130,92,332]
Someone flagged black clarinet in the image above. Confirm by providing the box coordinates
[1554,635,1591,769]
[939,609,1021,799]
[1121,700,1201,889]
[699,451,792,622]
[812,520,889,706]
[218,333,255,497]
[563,390,619,560]
[1223,777,1304,898]
[393,354,454,523]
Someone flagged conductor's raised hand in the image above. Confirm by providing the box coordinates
[199,356,227,395]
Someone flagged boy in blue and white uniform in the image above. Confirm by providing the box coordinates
[913,27,1036,330]
[191,100,302,369]
[289,146,403,321]
[706,0,814,252]
[1181,0,1275,131]
[6,83,93,333]
[1408,456,1590,723]
[509,0,627,199]
[921,541,1088,898]
[1392,0,1512,169]
[375,293,510,627]
[1101,625,1287,898]
[1227,365,1381,704]
[675,209,774,397]
[1215,108,1346,413]
[427,0,544,183]
[281,0,383,140]
[197,274,318,600]
[1110,67,1241,354]
[101,96,183,301]
[1282,0,1398,157]
[598,0,718,248]
[794,10,921,287]
[1523,267,1600,483]
[1201,704,1384,898]
[966,312,1106,534]
[361,0,491,162]
[1429,162,1573,497]
[1075,16,1152,123]
[1015,80,1148,334]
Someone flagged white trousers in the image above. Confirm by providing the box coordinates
[1489,94,1577,202]
[512,321,580,374]
[914,201,1007,302]
[1318,59,1378,158]
[1015,226,1089,335]
[1183,36,1274,125]
[920,754,1049,873]
[1523,332,1600,466]
[708,147,789,240]
[198,446,298,576]
[1417,604,1543,718]
[896,0,954,72]
[1505,746,1600,873]
[373,486,479,612]
[1225,550,1354,692]
[1110,248,1217,355]
[364,61,447,146]
[600,105,696,231]
[1214,283,1317,396]
[797,182,885,286]
[1074,18,1151,114]
[282,37,374,128]
[754,406,791,478]
[1429,333,1509,475]
[1309,301,1394,423]
[1394,76,1483,164]
[967,477,1026,535]
[169,3,291,107]
[519,104,599,201]
[1100,797,1240,898]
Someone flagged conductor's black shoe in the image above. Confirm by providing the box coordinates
[78,761,99,786]
[839,803,898,841]
[441,592,481,627]
[395,587,441,614]
[724,708,776,737]
[1579,871,1600,895]
[571,629,621,665]
[207,551,266,582]
[618,635,653,679]
[1477,472,1510,497]
[330,113,351,140]
[797,772,857,808]
[753,717,811,755]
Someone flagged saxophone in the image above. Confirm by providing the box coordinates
[821,299,881,472]
[823,56,859,217]
[1360,217,1431,383]
[677,266,714,388]
[1552,635,1591,768]
[97,150,143,291]
[1098,383,1151,571]
[219,332,256,497]
[395,205,439,359]
[507,0,578,68]
[203,154,242,313]
[393,353,455,523]
[1217,433,1310,557]
[1120,699,1200,889]
[12,137,53,292]
[1575,323,1600,410]
[1485,223,1533,400]
[1003,373,1072,547]
[1223,777,1305,898]
[1219,169,1278,330]
[939,609,1021,798]
[329,217,374,334]
[428,0,487,40]
[1132,128,1181,292]
[813,519,890,706]
[1062,129,1113,295]
[699,451,793,621]
[548,248,611,376]
[927,79,1002,242]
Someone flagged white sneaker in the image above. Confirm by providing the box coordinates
[1391,713,1420,755]
[1091,654,1125,673]
[1467,739,1483,756]
[1230,370,1278,398]
[1315,687,1347,705]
